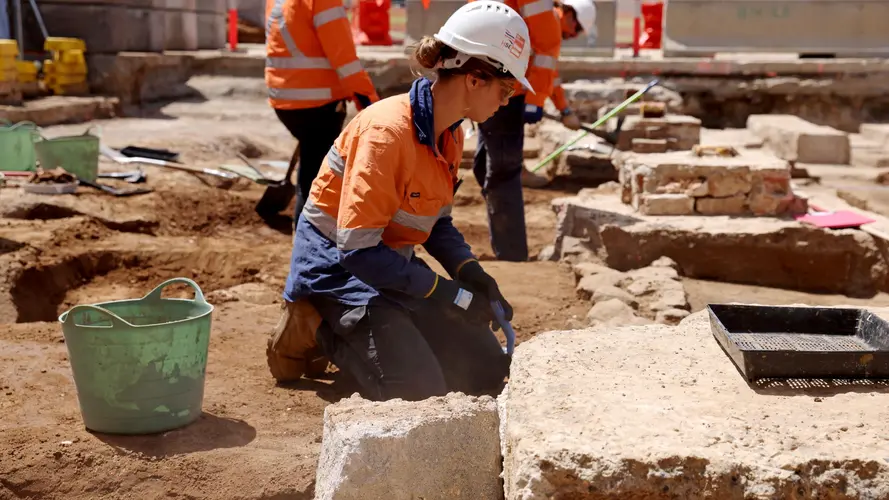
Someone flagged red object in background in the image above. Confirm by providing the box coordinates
[632,15,640,57]
[351,0,393,46]
[228,8,238,51]
[639,2,663,49]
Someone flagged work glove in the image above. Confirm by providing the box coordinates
[353,94,373,111]
[458,260,514,330]
[523,104,543,124]
[427,275,497,326]
[560,108,581,131]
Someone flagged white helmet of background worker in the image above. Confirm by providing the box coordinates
[562,0,597,36]
[433,0,535,93]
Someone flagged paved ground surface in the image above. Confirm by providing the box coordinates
[2,76,888,499]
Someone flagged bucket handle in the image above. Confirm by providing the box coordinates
[83,125,101,138]
[2,120,38,132]
[61,304,133,328]
[142,278,209,305]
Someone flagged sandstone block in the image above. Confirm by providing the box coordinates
[564,79,683,121]
[618,115,701,151]
[852,149,889,168]
[632,138,668,154]
[649,285,689,312]
[655,307,690,325]
[625,265,680,283]
[501,316,889,499]
[552,193,886,296]
[686,180,708,197]
[315,393,502,500]
[706,171,752,197]
[651,256,679,270]
[576,272,624,300]
[860,123,889,147]
[696,194,747,215]
[639,194,695,216]
[560,236,594,262]
[592,285,637,307]
[747,114,850,164]
[572,262,622,281]
[586,298,647,326]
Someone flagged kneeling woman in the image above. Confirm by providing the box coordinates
[282,1,534,401]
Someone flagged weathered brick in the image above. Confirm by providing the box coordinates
[638,194,695,216]
[695,195,747,215]
[631,138,668,154]
[706,171,752,197]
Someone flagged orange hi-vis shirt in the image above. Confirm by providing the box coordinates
[468,0,561,108]
[551,73,568,111]
[265,0,380,110]
[284,78,478,305]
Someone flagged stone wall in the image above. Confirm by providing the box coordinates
[36,0,228,54]
[615,114,702,152]
[617,148,808,217]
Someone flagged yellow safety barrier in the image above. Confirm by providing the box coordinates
[43,37,88,95]
[0,40,19,84]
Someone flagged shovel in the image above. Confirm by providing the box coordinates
[255,144,299,218]
[542,112,626,146]
[98,170,146,183]
[78,177,153,197]
[532,79,660,173]
[100,145,237,180]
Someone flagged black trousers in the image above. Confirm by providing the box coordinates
[473,95,529,262]
[274,101,347,219]
[310,295,510,402]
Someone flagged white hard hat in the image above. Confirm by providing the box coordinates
[433,0,534,93]
[562,0,596,34]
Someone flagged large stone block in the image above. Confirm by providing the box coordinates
[501,311,889,499]
[747,114,851,165]
[549,192,887,296]
[315,393,503,500]
[860,123,889,147]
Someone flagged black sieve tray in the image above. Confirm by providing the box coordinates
[707,304,889,381]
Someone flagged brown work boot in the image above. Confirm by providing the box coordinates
[266,299,323,383]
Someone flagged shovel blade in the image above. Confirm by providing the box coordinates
[255,181,295,217]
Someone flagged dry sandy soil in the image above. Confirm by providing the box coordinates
[2,77,888,499]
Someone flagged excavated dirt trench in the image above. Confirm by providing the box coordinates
[0,101,595,498]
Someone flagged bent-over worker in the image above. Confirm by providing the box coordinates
[549,0,597,131]
[271,1,532,401]
[265,0,380,219]
[471,0,595,261]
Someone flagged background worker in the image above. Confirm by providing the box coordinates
[279,1,530,401]
[550,0,597,131]
[471,0,560,263]
[471,0,595,261]
[265,0,380,219]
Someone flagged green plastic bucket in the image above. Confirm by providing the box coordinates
[0,120,38,171]
[58,278,214,435]
[33,127,100,181]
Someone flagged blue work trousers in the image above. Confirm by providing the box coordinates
[473,95,528,262]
